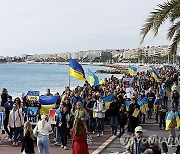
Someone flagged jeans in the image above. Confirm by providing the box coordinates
[159,114,166,128]
[110,116,118,134]
[96,117,104,133]
[3,120,12,138]
[88,113,93,131]
[14,127,23,142]
[37,135,50,154]
[55,128,60,143]
[148,108,153,119]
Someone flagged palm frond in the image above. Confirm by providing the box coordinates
[170,29,180,55]
[140,0,179,44]
[167,20,180,40]
[169,3,180,22]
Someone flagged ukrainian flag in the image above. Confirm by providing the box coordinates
[138,97,148,114]
[150,66,160,82]
[88,69,105,86]
[88,69,100,86]
[40,104,55,115]
[125,100,131,111]
[39,96,58,115]
[128,65,137,76]
[69,58,86,81]
[102,94,114,109]
[166,111,180,130]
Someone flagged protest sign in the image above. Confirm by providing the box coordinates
[123,78,134,88]
[27,91,40,101]
[125,87,134,98]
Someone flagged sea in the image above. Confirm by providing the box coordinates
[0,63,123,98]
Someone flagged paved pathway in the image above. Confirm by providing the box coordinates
[0,125,113,154]
[101,118,180,154]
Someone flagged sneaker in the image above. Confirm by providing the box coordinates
[0,140,2,145]
[61,145,64,148]
[101,132,104,136]
[97,133,100,137]
[13,142,18,146]
[54,142,60,146]
[8,138,12,142]
[64,146,67,150]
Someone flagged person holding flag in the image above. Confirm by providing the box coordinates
[128,97,140,133]
[166,108,180,145]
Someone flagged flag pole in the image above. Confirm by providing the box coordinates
[69,73,71,89]
[69,56,71,89]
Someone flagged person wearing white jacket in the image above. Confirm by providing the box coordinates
[93,97,106,137]
[33,114,52,154]
[8,103,24,146]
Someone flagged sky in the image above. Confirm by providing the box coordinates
[0,0,171,56]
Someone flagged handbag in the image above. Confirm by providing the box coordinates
[87,133,93,145]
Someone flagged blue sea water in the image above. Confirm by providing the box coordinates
[0,63,123,98]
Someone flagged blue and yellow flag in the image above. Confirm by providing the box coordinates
[138,96,148,114]
[40,104,55,115]
[88,69,105,86]
[88,69,100,86]
[40,96,58,105]
[150,66,160,82]
[166,111,180,130]
[102,94,114,109]
[128,65,137,76]
[125,100,131,111]
[69,58,86,81]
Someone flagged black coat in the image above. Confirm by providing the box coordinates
[21,131,35,153]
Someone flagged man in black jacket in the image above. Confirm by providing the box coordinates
[109,97,120,135]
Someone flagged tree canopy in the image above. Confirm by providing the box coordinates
[140,0,180,55]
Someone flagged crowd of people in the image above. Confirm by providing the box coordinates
[0,66,179,154]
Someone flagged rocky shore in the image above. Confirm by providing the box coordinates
[95,64,128,74]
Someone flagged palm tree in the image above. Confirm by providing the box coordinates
[140,0,180,62]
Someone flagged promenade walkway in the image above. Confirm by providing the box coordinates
[0,125,113,154]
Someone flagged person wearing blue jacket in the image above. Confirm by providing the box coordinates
[71,92,83,105]
[3,95,14,141]
[56,106,70,150]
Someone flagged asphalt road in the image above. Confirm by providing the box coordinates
[101,116,179,154]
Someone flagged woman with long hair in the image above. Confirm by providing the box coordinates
[72,101,88,128]
[71,118,89,154]
[21,121,35,154]
[56,106,70,150]
[33,115,52,154]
